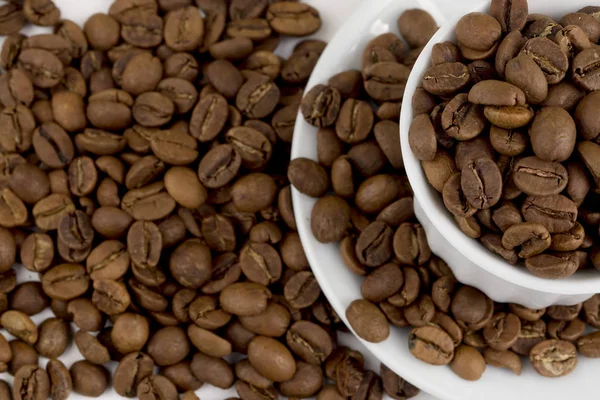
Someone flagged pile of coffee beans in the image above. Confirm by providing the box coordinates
[409,0,600,280]
[296,1,600,382]
[0,0,424,399]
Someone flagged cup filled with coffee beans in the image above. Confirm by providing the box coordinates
[401,0,600,309]
[291,0,600,397]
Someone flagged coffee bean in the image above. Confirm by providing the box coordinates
[530,339,577,377]
[47,359,72,400]
[113,352,155,397]
[423,62,470,96]
[521,37,569,84]
[0,310,38,345]
[522,194,577,233]
[491,0,528,32]
[150,129,198,166]
[190,352,234,389]
[14,365,50,400]
[301,84,341,127]
[35,317,70,358]
[409,114,437,161]
[42,263,90,301]
[247,335,296,383]
[169,239,212,288]
[450,344,486,381]
[409,325,454,365]
[284,271,320,309]
[32,122,74,169]
[10,282,49,316]
[67,298,104,332]
[70,360,108,397]
[266,2,320,36]
[92,279,130,315]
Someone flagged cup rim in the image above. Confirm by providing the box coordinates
[399,0,600,296]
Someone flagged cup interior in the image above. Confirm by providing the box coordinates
[399,0,600,295]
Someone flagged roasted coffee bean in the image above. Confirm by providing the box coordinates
[522,194,577,233]
[266,2,320,36]
[530,339,578,377]
[92,279,130,315]
[67,298,103,332]
[0,310,38,345]
[70,361,108,397]
[47,359,72,400]
[491,0,528,32]
[422,62,470,96]
[190,352,234,389]
[10,282,49,316]
[409,325,454,365]
[301,84,341,127]
[113,352,155,397]
[14,365,50,400]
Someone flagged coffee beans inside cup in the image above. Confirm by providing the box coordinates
[0,0,422,399]
[410,0,600,281]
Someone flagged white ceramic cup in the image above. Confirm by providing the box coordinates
[400,0,600,309]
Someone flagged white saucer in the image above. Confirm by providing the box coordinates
[290,0,600,399]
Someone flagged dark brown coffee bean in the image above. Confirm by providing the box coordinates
[74,331,110,365]
[530,339,577,377]
[67,298,103,332]
[150,129,198,166]
[18,48,64,88]
[46,359,72,400]
[380,364,420,400]
[220,282,271,317]
[8,340,37,375]
[301,84,341,128]
[70,361,108,397]
[284,271,320,309]
[168,239,211,288]
[490,0,528,32]
[409,325,454,365]
[522,194,577,233]
[92,279,131,315]
[239,242,281,286]
[127,220,162,269]
[0,105,35,154]
[10,282,49,316]
[422,62,470,96]
[57,210,94,251]
[513,156,568,197]
[576,331,600,358]
[520,37,569,84]
[525,252,579,279]
[189,92,229,141]
[113,352,155,397]
[0,69,33,108]
[289,158,330,199]
[32,122,74,169]
[460,158,502,210]
[549,222,585,252]
[198,144,241,191]
[190,352,234,389]
[41,263,89,301]
[246,335,296,383]
[14,365,50,400]
[1,311,38,345]
[393,223,430,266]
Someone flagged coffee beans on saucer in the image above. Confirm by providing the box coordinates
[296,0,600,382]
